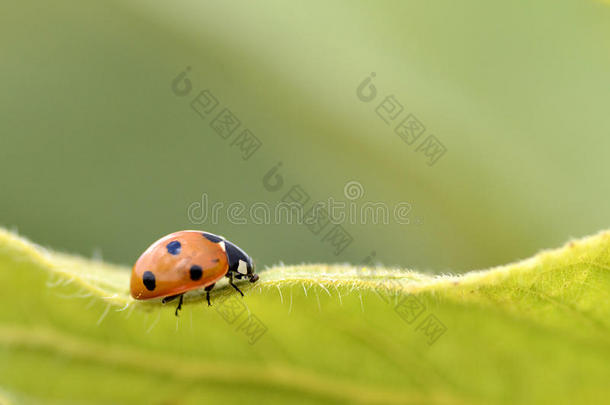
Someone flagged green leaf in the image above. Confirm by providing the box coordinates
[0,228,609,405]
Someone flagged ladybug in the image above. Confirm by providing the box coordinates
[130,230,259,315]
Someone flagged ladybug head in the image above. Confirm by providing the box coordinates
[224,239,258,283]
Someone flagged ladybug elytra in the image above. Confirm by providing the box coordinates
[130,230,258,315]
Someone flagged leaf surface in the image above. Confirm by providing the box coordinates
[0,228,609,404]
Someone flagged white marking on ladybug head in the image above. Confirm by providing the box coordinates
[218,241,226,252]
[237,260,248,275]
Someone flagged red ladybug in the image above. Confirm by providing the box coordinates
[130,230,258,315]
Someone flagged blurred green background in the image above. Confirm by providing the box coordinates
[1,0,609,273]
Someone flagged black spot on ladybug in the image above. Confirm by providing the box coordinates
[142,271,156,291]
[166,240,181,255]
[190,265,203,281]
[202,232,223,243]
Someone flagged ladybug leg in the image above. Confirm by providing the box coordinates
[162,294,180,304]
[174,294,184,317]
[228,272,244,297]
[204,283,215,307]
[162,294,184,316]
